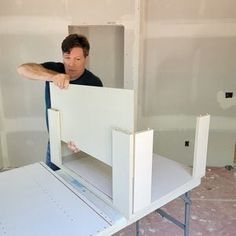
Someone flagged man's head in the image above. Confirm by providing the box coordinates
[61,34,90,80]
[61,34,90,57]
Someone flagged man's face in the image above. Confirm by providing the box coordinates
[63,47,87,80]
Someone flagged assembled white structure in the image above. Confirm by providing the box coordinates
[0,84,210,236]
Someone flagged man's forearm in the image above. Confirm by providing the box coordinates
[17,63,70,89]
[17,63,57,82]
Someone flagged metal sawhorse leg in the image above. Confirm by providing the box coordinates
[135,191,191,236]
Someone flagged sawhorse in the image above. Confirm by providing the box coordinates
[136,191,191,236]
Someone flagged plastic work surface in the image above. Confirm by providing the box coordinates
[61,153,198,208]
[0,155,202,236]
[0,163,112,236]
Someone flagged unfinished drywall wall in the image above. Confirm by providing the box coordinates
[0,86,4,169]
[138,0,236,166]
[0,35,62,167]
[0,0,138,168]
[1,0,235,167]
[0,138,2,169]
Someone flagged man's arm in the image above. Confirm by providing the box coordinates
[17,63,70,89]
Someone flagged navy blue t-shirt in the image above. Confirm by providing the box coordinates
[41,62,103,129]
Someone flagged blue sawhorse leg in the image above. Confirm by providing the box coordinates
[135,191,191,236]
[136,220,140,236]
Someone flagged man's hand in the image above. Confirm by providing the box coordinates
[52,74,70,89]
[67,141,80,153]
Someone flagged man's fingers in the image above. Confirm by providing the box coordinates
[64,80,69,89]
[67,141,80,153]
[73,148,80,153]
[53,74,70,89]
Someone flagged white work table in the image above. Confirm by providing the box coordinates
[0,163,115,236]
[0,153,200,236]
[63,152,198,205]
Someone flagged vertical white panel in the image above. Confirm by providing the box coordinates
[48,109,62,166]
[50,84,134,166]
[112,129,133,219]
[193,115,210,178]
[133,129,153,213]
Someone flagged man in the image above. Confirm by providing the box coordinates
[17,34,103,170]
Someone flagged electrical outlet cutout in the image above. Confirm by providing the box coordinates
[185,141,190,147]
[225,92,233,98]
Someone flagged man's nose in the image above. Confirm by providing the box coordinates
[68,59,75,66]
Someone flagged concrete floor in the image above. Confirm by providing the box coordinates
[114,167,236,236]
